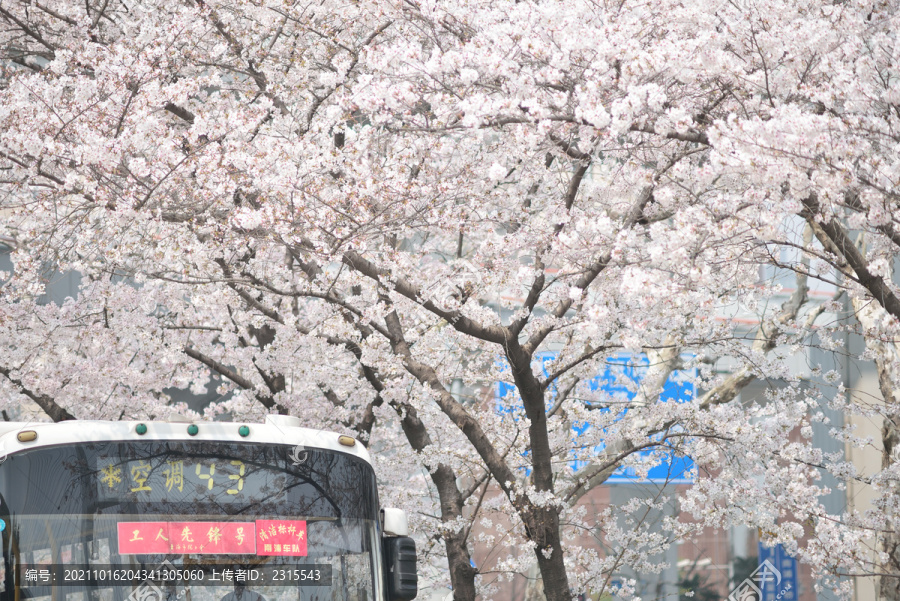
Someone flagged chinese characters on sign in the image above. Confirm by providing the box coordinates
[98,460,245,496]
[117,521,307,556]
[117,522,256,555]
[256,520,307,556]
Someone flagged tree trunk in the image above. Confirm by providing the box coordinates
[508,342,572,601]
[431,465,478,601]
[534,527,570,601]
[396,402,478,600]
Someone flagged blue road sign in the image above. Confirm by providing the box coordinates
[496,353,695,484]
[757,543,799,601]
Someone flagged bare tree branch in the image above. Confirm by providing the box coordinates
[182,345,283,412]
[0,365,75,421]
[342,250,509,344]
[0,6,57,53]
[800,194,900,320]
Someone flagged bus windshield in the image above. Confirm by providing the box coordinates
[0,441,381,601]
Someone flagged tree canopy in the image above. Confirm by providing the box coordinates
[2,0,900,598]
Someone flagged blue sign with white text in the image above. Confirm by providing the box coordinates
[496,353,695,484]
[757,543,799,601]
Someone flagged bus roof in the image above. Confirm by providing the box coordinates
[0,415,371,464]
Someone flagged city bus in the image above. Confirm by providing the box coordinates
[0,415,417,601]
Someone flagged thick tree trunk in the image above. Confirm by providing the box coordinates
[508,343,572,601]
[393,399,478,600]
[431,465,478,600]
[534,530,570,601]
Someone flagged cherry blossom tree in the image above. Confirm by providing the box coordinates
[2,0,900,599]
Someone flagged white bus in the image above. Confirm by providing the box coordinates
[0,415,417,601]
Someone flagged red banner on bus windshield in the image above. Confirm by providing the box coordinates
[255,520,307,556]
[118,522,256,554]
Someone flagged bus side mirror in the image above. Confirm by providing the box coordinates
[383,536,417,601]
[381,508,409,536]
